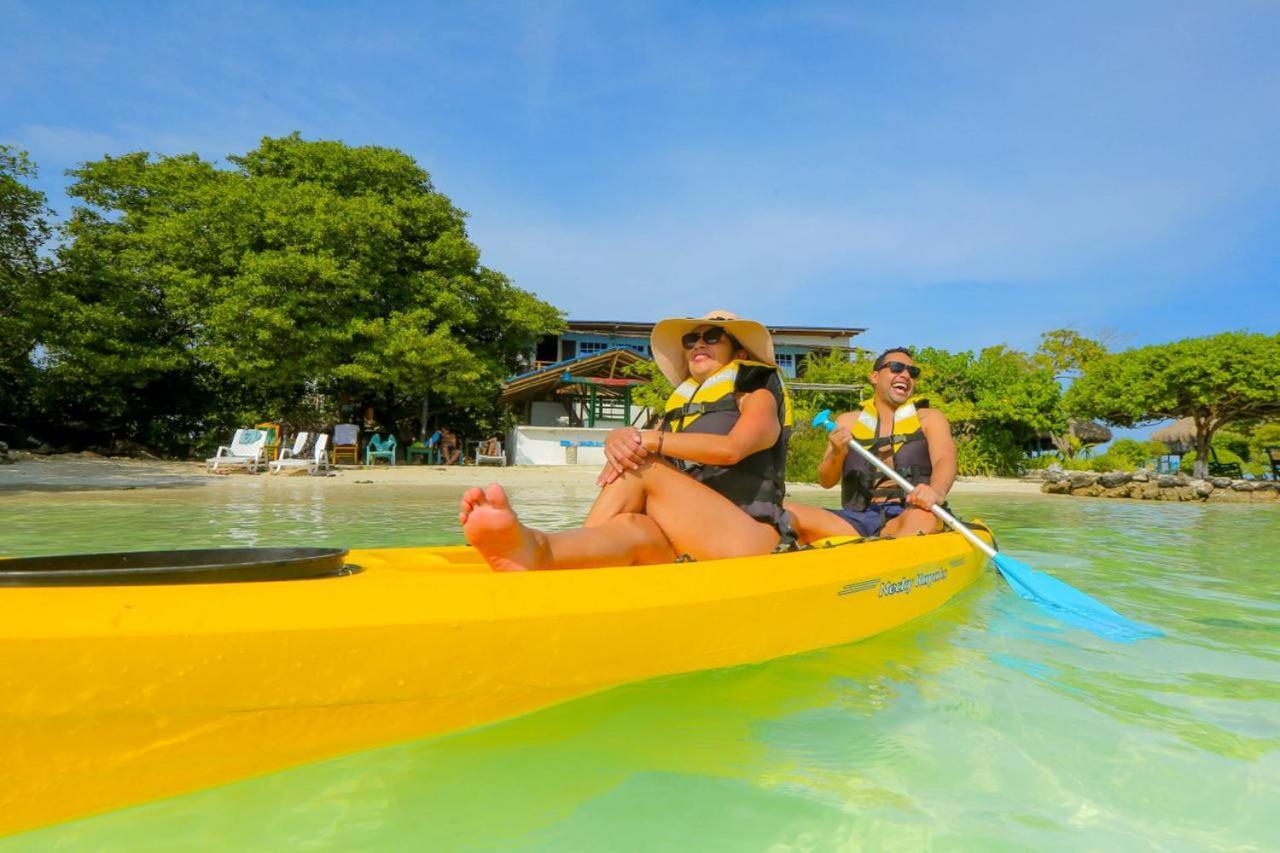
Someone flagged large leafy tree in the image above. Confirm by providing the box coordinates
[916,345,1065,476]
[0,145,54,421]
[43,133,562,450]
[1033,328,1109,458]
[1065,331,1280,478]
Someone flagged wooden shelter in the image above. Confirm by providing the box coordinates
[501,347,649,428]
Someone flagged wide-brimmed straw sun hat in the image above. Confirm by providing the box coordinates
[650,309,776,385]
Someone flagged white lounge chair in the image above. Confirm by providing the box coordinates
[279,431,310,462]
[475,439,506,466]
[206,428,269,473]
[269,434,331,475]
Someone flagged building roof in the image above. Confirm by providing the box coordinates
[501,347,649,405]
[566,319,865,339]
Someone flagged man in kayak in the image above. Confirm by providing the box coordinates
[460,310,793,571]
[785,347,956,541]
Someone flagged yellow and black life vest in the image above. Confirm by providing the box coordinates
[841,397,934,511]
[661,360,793,533]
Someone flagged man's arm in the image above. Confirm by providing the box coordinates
[906,409,956,510]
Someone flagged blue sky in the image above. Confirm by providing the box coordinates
[4,0,1278,356]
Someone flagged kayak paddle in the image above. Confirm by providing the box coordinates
[812,409,1160,642]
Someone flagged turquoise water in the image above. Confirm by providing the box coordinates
[2,483,1278,850]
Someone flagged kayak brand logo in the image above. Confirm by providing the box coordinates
[877,567,948,598]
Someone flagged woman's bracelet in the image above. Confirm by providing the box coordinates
[656,431,665,457]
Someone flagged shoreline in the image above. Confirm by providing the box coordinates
[0,455,1044,497]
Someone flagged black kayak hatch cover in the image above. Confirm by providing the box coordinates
[0,547,356,587]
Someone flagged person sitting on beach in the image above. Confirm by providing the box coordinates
[785,347,956,541]
[459,310,794,571]
[439,427,460,465]
[479,435,501,457]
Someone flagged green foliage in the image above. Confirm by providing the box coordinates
[0,145,54,420]
[914,345,1064,476]
[1177,447,1252,475]
[953,425,1027,477]
[790,347,871,425]
[1212,429,1252,462]
[624,359,674,425]
[33,134,562,451]
[1065,331,1280,477]
[785,424,829,484]
[1103,438,1167,470]
[1033,328,1106,379]
[1248,421,1280,465]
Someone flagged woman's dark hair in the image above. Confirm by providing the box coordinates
[873,346,915,369]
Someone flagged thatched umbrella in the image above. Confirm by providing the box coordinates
[1028,419,1113,455]
[1069,419,1112,445]
[1151,418,1196,454]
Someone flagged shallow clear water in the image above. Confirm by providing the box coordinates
[2,484,1278,850]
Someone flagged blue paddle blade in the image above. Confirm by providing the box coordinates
[991,553,1162,642]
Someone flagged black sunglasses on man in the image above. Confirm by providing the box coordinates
[877,360,921,379]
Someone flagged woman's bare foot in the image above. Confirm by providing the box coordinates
[459,483,549,571]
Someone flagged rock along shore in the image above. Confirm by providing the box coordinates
[1038,468,1278,503]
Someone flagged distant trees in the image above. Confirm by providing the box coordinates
[1066,332,1280,478]
[5,135,562,453]
[0,145,54,422]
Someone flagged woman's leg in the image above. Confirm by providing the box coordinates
[461,458,779,570]
[783,501,860,544]
[461,484,675,570]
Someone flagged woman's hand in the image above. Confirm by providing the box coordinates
[603,426,647,475]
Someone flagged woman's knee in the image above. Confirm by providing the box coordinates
[612,512,675,562]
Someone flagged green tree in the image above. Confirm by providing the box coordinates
[1034,328,1108,458]
[1034,328,1107,380]
[916,345,1065,476]
[1065,331,1280,478]
[624,359,673,425]
[0,146,54,422]
[41,134,562,451]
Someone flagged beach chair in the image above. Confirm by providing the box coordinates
[365,433,397,466]
[269,434,331,475]
[255,422,283,461]
[206,428,269,473]
[332,424,359,466]
[475,438,507,466]
[406,431,442,464]
[279,431,310,462]
[1207,447,1243,479]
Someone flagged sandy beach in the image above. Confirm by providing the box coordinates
[0,453,1042,497]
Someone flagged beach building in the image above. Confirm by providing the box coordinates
[502,319,865,465]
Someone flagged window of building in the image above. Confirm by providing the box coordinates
[775,352,796,375]
[578,341,609,354]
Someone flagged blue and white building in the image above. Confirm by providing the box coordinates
[531,320,865,378]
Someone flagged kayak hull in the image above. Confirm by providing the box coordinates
[1,530,992,836]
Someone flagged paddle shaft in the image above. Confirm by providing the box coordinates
[834,428,997,559]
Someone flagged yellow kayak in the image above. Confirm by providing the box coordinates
[0,527,993,836]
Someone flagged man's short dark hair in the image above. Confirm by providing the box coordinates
[873,347,915,369]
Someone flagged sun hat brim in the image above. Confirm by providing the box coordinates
[650,310,776,386]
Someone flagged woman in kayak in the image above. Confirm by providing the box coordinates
[460,310,792,571]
